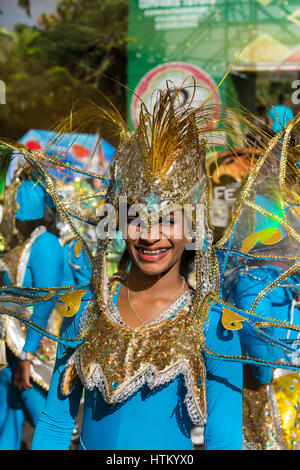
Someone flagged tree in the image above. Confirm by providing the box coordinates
[18,0,31,16]
[0,0,129,145]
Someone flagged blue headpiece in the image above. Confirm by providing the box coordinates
[16,179,52,221]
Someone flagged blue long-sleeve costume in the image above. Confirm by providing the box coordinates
[0,235,92,449]
[32,285,243,451]
[232,265,300,383]
[0,231,64,449]
[230,264,300,450]
[0,180,92,450]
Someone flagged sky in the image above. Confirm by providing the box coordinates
[0,0,58,30]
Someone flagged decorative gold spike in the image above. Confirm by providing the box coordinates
[58,289,86,318]
[221,307,247,331]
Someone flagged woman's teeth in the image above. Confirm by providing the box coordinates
[137,247,169,255]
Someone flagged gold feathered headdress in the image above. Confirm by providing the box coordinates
[107,85,208,210]
[91,83,215,309]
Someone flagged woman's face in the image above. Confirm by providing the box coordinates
[124,208,192,277]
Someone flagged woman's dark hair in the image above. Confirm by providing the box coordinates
[118,247,196,281]
[179,249,196,280]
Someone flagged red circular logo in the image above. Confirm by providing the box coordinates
[131,62,221,128]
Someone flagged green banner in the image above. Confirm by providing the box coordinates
[128,0,300,128]
[127,0,300,231]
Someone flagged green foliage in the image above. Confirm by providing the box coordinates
[0,0,129,144]
[0,27,14,63]
[18,0,31,17]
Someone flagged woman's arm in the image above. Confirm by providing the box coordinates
[31,302,87,450]
[14,233,64,390]
[23,232,64,354]
[233,273,275,384]
[203,304,243,450]
[31,343,83,450]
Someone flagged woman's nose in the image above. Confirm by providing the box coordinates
[139,223,162,241]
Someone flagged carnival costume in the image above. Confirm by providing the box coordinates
[0,83,299,450]
[0,174,64,449]
[225,191,300,450]
[0,171,91,449]
[234,264,300,450]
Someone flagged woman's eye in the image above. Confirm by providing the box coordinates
[127,217,147,230]
[160,216,175,225]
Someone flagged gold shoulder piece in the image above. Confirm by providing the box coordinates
[221,307,246,331]
[58,289,86,318]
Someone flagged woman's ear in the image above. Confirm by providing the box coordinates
[185,234,193,244]
[184,225,194,245]
[183,212,195,245]
[185,219,195,248]
[185,238,195,251]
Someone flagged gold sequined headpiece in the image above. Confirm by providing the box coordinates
[106,86,207,212]
[92,85,214,309]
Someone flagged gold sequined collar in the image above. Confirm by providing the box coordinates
[105,276,195,332]
[61,278,207,425]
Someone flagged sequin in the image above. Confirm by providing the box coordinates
[0,226,61,391]
[61,278,207,426]
[243,387,279,450]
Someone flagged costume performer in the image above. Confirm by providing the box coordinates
[0,172,64,449]
[0,169,91,449]
[227,189,300,450]
[0,83,299,450]
[234,263,300,450]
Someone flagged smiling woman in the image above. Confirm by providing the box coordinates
[0,80,299,451]
[116,208,192,328]
[24,83,244,450]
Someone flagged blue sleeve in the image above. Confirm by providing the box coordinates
[267,107,275,119]
[31,344,82,449]
[23,233,64,354]
[69,240,92,286]
[233,274,274,384]
[31,304,85,450]
[203,305,243,450]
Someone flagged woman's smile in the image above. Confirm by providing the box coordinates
[134,245,173,262]
[123,208,191,276]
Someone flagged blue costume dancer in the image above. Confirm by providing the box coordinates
[0,173,91,449]
[0,175,64,449]
[0,84,299,451]
[29,88,244,450]
[225,192,300,450]
[232,264,300,450]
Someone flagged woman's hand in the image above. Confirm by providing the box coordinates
[14,360,32,390]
